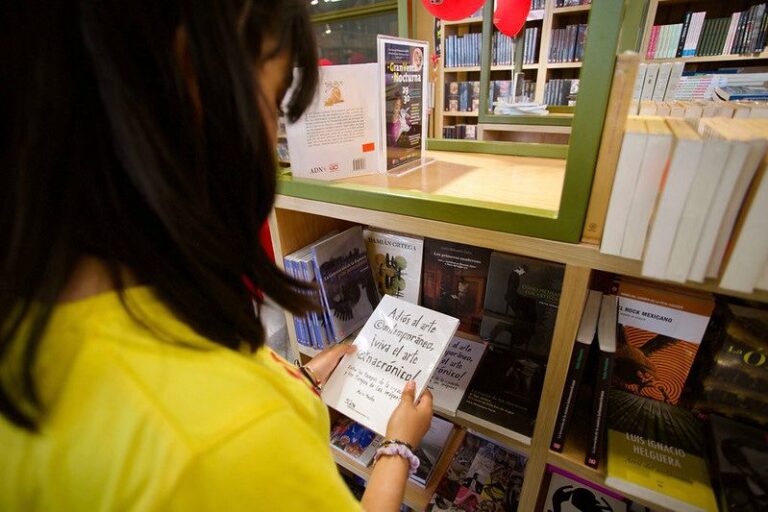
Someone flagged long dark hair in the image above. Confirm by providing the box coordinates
[0,0,319,429]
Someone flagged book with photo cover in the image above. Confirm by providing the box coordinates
[708,414,768,512]
[410,416,455,487]
[421,239,491,335]
[363,227,424,304]
[330,416,383,467]
[426,431,527,512]
[427,336,488,416]
[544,465,628,512]
[322,294,458,435]
[611,279,714,406]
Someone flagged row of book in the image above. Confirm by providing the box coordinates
[544,78,578,106]
[632,62,685,108]
[490,31,516,67]
[521,26,539,65]
[548,23,588,63]
[442,124,477,140]
[444,32,482,69]
[443,80,480,113]
[531,0,545,10]
[636,98,768,119]
[601,117,768,294]
[647,5,768,60]
[553,0,590,7]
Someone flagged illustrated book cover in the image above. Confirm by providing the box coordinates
[544,465,628,512]
[421,239,491,335]
[330,416,383,467]
[605,390,718,512]
[426,432,527,512]
[322,294,458,435]
[612,279,714,405]
[427,335,488,416]
[363,227,424,304]
[410,416,455,487]
[312,225,380,343]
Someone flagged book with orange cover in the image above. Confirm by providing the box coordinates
[611,279,714,405]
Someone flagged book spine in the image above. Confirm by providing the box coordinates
[723,13,739,55]
[585,348,615,468]
[751,4,766,52]
[647,25,660,60]
[755,6,768,51]
[736,9,750,54]
[550,341,592,452]
[677,12,692,57]
[696,19,710,56]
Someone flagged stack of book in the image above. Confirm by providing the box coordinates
[646,5,768,60]
[443,81,480,113]
[544,79,579,106]
[444,32,482,68]
[600,117,768,294]
[531,0,545,10]
[491,31,515,66]
[635,98,768,118]
[442,124,477,140]
[548,24,588,63]
[522,27,539,65]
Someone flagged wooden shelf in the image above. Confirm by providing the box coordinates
[444,66,480,72]
[332,426,467,510]
[274,194,768,305]
[442,17,482,26]
[648,51,768,64]
[552,4,591,15]
[490,65,515,71]
[523,63,540,70]
[296,344,322,358]
[442,111,479,117]
[547,61,583,69]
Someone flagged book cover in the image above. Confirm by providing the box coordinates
[378,36,428,172]
[551,290,602,452]
[427,335,488,416]
[605,390,718,512]
[544,466,628,512]
[459,81,470,112]
[612,280,714,405]
[708,414,768,512]
[285,63,381,180]
[421,239,491,335]
[330,416,383,467]
[363,227,424,304]
[410,416,454,487]
[322,294,458,435]
[585,294,618,469]
[426,432,527,512]
[312,226,380,342]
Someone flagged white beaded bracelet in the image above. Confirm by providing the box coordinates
[373,442,420,475]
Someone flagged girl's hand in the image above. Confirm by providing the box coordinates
[304,343,356,386]
[385,381,433,448]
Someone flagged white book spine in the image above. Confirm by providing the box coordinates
[665,140,731,282]
[642,137,704,279]
[641,64,660,101]
[653,63,673,101]
[663,62,685,101]
[600,130,649,255]
[621,133,674,260]
[723,13,740,55]
[632,63,648,102]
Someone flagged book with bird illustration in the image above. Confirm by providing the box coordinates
[363,227,424,304]
[312,226,381,343]
[611,279,714,405]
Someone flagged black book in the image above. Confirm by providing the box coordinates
[551,290,602,452]
[585,294,618,468]
[677,12,692,57]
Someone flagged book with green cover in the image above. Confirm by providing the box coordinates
[605,390,718,512]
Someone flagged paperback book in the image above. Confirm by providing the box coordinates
[312,226,380,343]
[421,239,491,335]
[605,390,718,512]
[426,432,527,512]
[410,416,455,487]
[363,227,424,304]
[322,294,458,435]
[330,416,383,467]
[612,279,714,406]
[544,465,628,512]
[427,336,488,416]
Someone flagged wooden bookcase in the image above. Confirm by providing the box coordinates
[640,0,768,69]
[268,155,768,510]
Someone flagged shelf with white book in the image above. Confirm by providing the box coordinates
[648,50,768,64]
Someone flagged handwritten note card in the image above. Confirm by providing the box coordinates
[322,295,459,435]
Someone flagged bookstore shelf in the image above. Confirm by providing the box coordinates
[443,66,480,72]
[648,51,768,64]
[546,61,584,69]
[442,111,479,117]
[552,5,591,15]
[441,17,482,26]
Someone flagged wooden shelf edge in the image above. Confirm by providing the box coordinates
[442,17,483,26]
[547,61,583,69]
[444,66,481,72]
[647,51,768,64]
[442,111,479,117]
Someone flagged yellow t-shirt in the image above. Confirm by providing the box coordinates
[0,287,362,511]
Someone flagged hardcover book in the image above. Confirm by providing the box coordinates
[362,227,424,304]
[421,239,491,335]
[410,416,454,487]
[708,414,768,512]
[322,294,458,435]
[312,226,380,343]
[426,432,527,512]
[605,390,718,512]
[544,465,628,512]
[330,416,383,467]
[612,279,714,406]
[551,290,602,452]
[427,336,488,416]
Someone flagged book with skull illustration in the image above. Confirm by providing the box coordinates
[363,227,424,304]
[312,226,381,343]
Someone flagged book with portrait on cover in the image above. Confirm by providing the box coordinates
[363,227,424,304]
[322,294,459,436]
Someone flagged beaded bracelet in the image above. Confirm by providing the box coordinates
[373,440,420,475]
[294,360,322,392]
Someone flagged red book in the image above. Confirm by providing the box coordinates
[647,25,661,59]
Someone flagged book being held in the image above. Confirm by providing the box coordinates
[322,295,459,436]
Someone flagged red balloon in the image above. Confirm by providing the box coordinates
[494,0,532,38]
[421,0,486,22]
